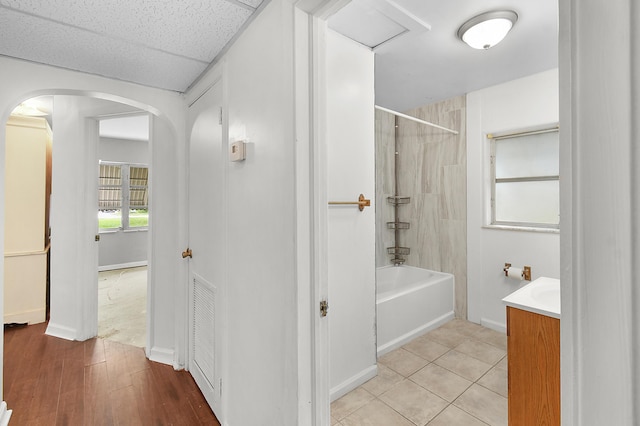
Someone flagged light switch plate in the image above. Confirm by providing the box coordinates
[230,140,246,162]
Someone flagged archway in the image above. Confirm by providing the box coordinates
[0,65,188,402]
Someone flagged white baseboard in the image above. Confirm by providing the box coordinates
[481,318,506,334]
[0,401,12,426]
[45,322,77,341]
[98,261,148,272]
[377,311,455,358]
[149,346,174,366]
[330,364,377,402]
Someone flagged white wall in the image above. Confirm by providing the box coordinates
[467,69,560,331]
[99,137,148,163]
[185,0,304,424]
[98,231,147,269]
[49,95,100,340]
[98,136,149,269]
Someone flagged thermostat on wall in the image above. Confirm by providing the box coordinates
[230,140,246,162]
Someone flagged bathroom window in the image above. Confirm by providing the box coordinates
[490,125,559,229]
[98,162,148,231]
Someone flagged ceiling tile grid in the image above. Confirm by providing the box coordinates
[0,0,265,91]
[0,0,257,61]
[0,7,207,91]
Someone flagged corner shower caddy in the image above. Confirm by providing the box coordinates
[386,194,411,265]
[375,105,458,265]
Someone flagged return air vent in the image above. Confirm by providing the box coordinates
[192,275,217,389]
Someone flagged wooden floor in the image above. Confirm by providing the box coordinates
[4,322,221,425]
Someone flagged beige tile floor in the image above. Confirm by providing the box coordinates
[331,319,508,426]
[97,266,147,348]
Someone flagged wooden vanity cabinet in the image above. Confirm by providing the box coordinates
[506,306,560,425]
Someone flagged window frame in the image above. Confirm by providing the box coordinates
[489,125,560,230]
[98,161,149,232]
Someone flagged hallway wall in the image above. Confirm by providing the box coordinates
[185,0,311,424]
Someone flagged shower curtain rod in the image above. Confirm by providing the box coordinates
[375,105,459,135]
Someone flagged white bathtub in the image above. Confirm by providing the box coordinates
[377,265,454,356]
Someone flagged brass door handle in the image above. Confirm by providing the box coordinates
[182,248,192,258]
[328,194,371,211]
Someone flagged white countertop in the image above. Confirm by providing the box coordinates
[502,277,561,319]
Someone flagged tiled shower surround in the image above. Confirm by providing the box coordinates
[375,96,467,318]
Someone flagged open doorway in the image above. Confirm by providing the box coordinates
[96,114,150,348]
[3,97,53,328]
[2,95,156,350]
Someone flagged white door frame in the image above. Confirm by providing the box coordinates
[302,1,357,424]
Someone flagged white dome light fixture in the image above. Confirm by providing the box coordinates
[457,10,518,50]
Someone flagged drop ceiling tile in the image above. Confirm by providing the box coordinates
[233,0,263,8]
[0,7,206,91]
[0,0,253,62]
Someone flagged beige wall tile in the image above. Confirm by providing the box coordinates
[375,96,467,317]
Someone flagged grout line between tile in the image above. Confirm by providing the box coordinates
[334,320,508,426]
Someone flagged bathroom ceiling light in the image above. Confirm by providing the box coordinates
[457,10,518,50]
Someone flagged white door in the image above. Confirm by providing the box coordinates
[325,29,377,399]
[187,81,225,417]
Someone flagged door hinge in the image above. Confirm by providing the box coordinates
[219,378,223,397]
[320,300,329,317]
[219,107,223,125]
[95,234,100,242]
